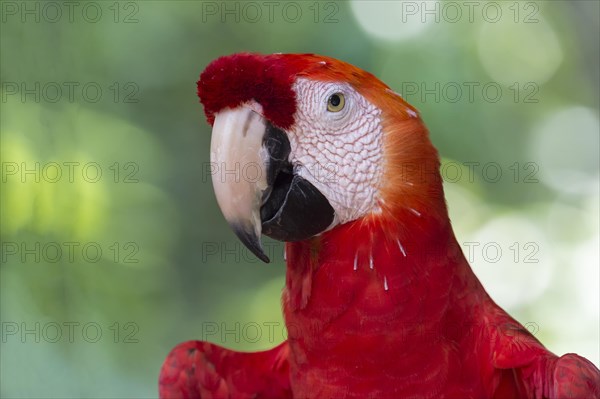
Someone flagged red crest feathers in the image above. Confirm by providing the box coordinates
[197,53,312,129]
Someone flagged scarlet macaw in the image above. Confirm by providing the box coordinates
[159,53,600,398]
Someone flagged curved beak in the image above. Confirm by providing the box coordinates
[210,107,270,262]
[210,106,335,263]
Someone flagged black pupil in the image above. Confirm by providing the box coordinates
[329,94,340,107]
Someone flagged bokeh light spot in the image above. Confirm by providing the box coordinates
[350,0,436,42]
[477,16,563,85]
[530,106,600,195]
[466,214,554,310]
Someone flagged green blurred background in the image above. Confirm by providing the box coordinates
[1,1,598,397]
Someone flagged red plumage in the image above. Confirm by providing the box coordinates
[161,53,600,398]
[159,341,291,398]
[198,53,308,129]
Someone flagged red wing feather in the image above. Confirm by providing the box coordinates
[159,340,291,399]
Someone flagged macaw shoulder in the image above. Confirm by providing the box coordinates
[480,301,600,398]
[477,301,548,369]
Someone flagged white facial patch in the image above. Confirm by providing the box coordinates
[288,78,383,227]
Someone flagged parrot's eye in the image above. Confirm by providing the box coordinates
[327,93,345,112]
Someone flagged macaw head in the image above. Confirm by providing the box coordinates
[198,53,446,262]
